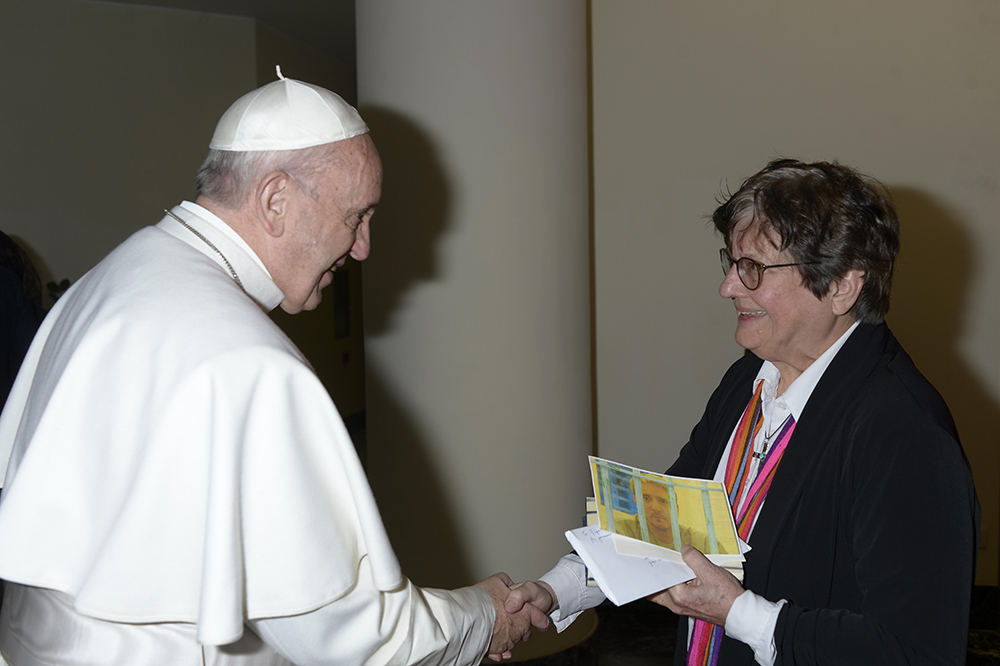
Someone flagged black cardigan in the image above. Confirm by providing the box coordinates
[669,323,980,666]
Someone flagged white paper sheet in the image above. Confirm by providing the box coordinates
[565,526,695,606]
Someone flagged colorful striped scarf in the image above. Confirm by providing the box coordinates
[686,380,795,666]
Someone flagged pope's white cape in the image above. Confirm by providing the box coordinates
[0,205,403,646]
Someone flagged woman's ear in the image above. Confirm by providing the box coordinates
[831,269,865,316]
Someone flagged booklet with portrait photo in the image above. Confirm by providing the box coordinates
[589,456,746,565]
[566,457,747,605]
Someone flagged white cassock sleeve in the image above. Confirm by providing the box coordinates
[250,557,495,666]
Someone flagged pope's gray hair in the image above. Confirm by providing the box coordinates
[196,145,334,208]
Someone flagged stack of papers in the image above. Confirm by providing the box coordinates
[567,457,748,606]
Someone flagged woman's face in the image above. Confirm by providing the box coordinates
[719,218,846,383]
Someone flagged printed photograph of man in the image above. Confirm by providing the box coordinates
[618,477,711,553]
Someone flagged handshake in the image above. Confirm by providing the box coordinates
[475,574,559,661]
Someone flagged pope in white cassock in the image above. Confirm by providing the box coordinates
[0,72,545,666]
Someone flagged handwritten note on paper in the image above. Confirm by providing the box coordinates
[565,525,695,606]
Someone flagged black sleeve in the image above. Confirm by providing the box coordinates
[774,390,979,666]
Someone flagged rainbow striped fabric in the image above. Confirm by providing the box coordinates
[687,381,795,666]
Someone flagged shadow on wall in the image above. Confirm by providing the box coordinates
[360,106,449,337]
[886,187,1000,580]
[357,106,471,588]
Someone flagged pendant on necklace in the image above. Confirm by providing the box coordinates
[754,413,790,461]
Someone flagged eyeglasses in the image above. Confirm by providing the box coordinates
[719,248,814,290]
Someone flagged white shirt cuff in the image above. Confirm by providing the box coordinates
[724,590,786,666]
[538,554,607,632]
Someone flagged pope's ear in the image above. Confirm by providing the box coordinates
[257,171,292,237]
[830,268,865,316]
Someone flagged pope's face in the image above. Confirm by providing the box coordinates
[280,135,382,314]
[719,218,842,381]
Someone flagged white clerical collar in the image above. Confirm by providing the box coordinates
[158,202,285,311]
[754,320,861,423]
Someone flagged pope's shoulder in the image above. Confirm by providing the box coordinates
[49,226,302,370]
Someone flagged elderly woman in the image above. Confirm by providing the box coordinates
[510,159,980,666]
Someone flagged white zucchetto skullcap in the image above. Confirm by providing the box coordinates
[209,66,368,152]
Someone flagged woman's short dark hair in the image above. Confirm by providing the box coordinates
[713,159,900,324]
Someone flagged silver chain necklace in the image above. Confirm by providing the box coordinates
[753,413,792,460]
[165,210,246,294]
